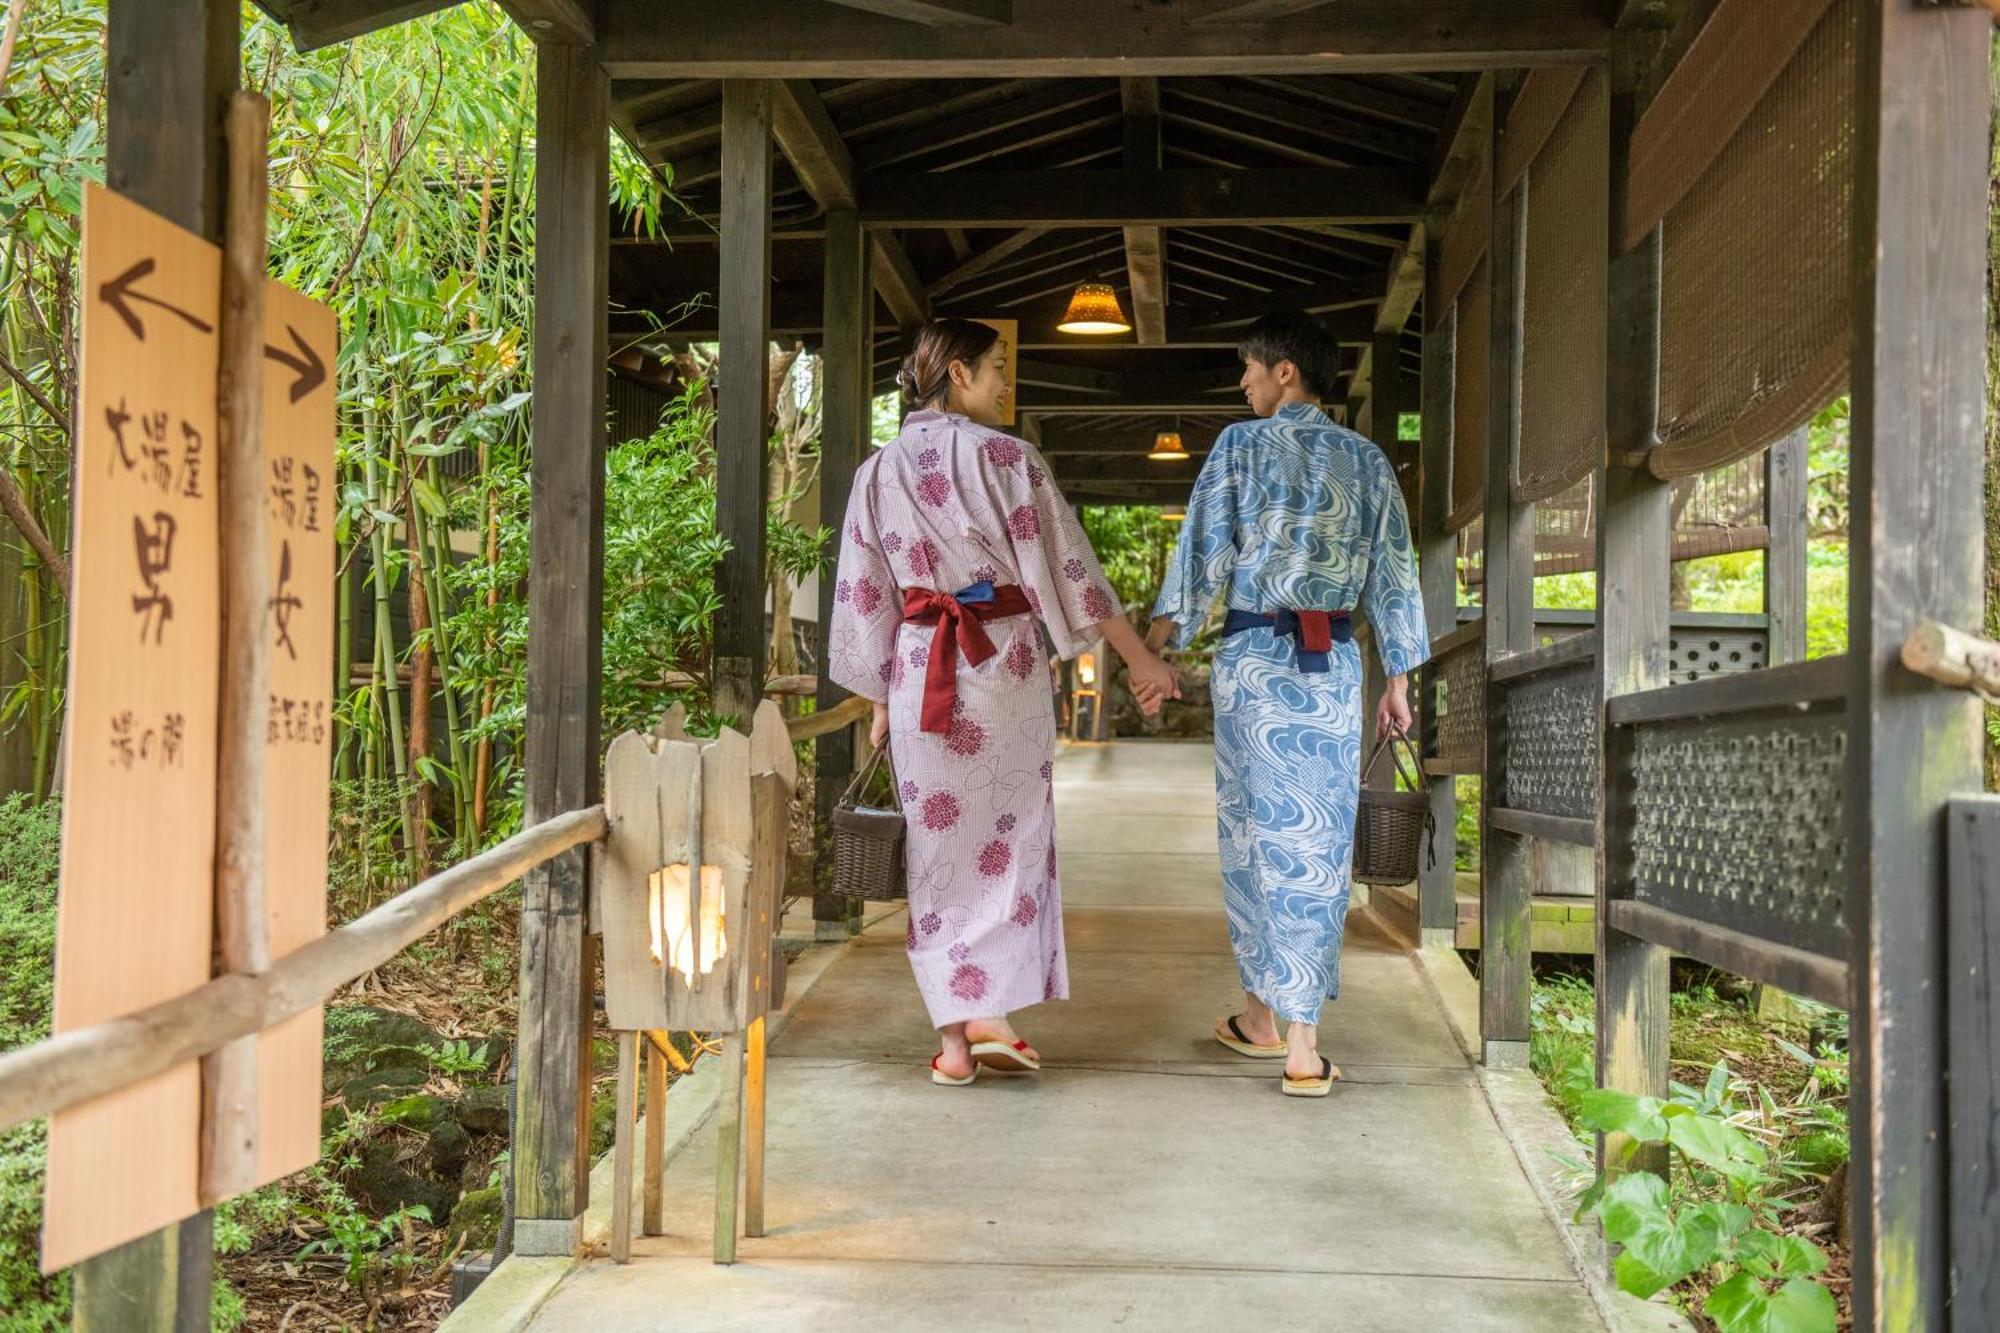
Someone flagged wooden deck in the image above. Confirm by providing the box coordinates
[485,741,1610,1332]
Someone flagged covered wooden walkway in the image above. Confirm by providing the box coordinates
[488,741,1609,1331]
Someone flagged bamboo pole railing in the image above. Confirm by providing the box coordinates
[0,805,607,1138]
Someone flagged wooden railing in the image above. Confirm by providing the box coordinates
[1,687,869,1142]
[0,807,609,1138]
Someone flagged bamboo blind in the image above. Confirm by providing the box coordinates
[1515,70,1608,505]
[1649,0,1853,478]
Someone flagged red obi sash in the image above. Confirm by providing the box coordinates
[902,580,1033,733]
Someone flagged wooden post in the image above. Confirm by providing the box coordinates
[515,41,608,1259]
[610,1030,637,1264]
[714,80,774,728]
[744,1015,768,1238]
[1478,128,1533,1069]
[1364,325,1401,759]
[1848,4,1987,1325]
[1593,23,1671,1181]
[1417,258,1459,948]
[642,1036,667,1236]
[1947,796,2000,1330]
[202,88,271,1211]
[712,1032,746,1264]
[75,2,237,1324]
[1763,425,1808,667]
[814,207,870,937]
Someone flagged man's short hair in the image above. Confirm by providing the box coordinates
[1237,310,1342,399]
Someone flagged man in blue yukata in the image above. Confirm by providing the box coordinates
[1140,311,1430,1098]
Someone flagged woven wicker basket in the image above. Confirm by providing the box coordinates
[1353,732,1434,887]
[831,746,906,901]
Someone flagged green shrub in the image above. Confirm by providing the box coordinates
[0,795,64,1329]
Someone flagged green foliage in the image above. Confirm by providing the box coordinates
[1577,1086,1836,1331]
[1453,775,1479,870]
[1529,975,1596,1126]
[1534,571,1596,612]
[1080,506,1180,612]
[421,1038,490,1077]
[0,798,64,1328]
[298,1193,432,1291]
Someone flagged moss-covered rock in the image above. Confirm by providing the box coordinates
[456,1085,509,1136]
[340,1066,427,1110]
[323,1006,448,1092]
[352,1137,456,1224]
[589,1088,618,1158]
[446,1185,504,1253]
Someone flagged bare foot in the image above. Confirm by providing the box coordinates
[933,1046,976,1080]
[1228,1011,1282,1048]
[965,1018,1038,1063]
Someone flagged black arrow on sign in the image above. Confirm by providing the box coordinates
[263,324,326,403]
[97,258,215,340]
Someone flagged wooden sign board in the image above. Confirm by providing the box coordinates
[44,184,336,1272]
[255,280,337,1188]
[975,318,1018,427]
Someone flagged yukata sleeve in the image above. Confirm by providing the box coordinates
[824,465,901,703]
[1151,427,1241,649]
[1359,450,1429,677]
[988,436,1119,659]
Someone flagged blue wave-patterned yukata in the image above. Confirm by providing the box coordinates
[1153,401,1429,1022]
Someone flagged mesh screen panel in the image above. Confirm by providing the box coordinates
[1652,0,1853,478]
[1516,71,1608,504]
[1447,255,1490,533]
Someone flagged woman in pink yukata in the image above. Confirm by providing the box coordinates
[825,318,1179,1086]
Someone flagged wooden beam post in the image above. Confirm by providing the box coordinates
[514,41,608,1258]
[1477,128,1533,1069]
[1762,425,1808,667]
[1417,256,1459,948]
[815,207,871,937]
[1120,77,1167,346]
[713,80,775,727]
[1593,23,1671,1181]
[1847,4,1987,1326]
[74,3,238,1324]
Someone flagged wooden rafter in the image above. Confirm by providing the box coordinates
[859,166,1427,227]
[769,79,931,327]
[816,0,1010,24]
[598,0,1615,78]
[496,0,595,43]
[1184,0,1337,21]
[256,0,463,51]
[925,227,1051,297]
[1120,78,1168,346]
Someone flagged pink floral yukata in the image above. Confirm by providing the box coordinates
[826,408,1119,1028]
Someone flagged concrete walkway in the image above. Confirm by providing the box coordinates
[526,740,1603,1331]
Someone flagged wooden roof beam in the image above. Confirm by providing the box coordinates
[770,79,931,328]
[257,0,465,51]
[860,167,1427,228]
[926,227,1053,297]
[598,0,1614,78]
[816,0,1011,24]
[1121,78,1168,346]
[496,0,595,44]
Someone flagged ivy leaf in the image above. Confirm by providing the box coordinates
[1736,1230,1828,1282]
[1706,1272,1838,1333]
[1578,1089,1669,1143]
[1593,1173,1718,1296]
[1667,1113,1766,1185]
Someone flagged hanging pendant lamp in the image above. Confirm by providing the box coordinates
[1149,428,1188,463]
[1056,282,1132,335]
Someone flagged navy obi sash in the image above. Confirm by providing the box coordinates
[1220,607,1354,674]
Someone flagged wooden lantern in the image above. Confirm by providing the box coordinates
[598,701,795,1264]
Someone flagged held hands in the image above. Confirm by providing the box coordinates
[1127,649,1182,718]
[870,700,890,748]
[1374,676,1413,739]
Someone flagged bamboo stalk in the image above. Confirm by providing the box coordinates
[0,805,607,1137]
[203,91,273,1207]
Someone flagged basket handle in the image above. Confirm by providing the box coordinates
[840,740,900,810]
[1362,729,1425,794]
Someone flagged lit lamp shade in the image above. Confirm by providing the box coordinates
[1149,431,1189,462]
[1076,650,1098,686]
[1161,505,1188,523]
[1056,283,1132,335]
